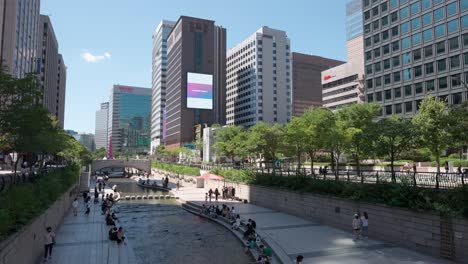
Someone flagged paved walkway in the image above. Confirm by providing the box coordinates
[163,178,453,264]
[39,187,136,264]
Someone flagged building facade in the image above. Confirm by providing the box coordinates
[364,0,468,116]
[95,102,109,150]
[0,0,40,78]
[108,85,151,158]
[321,0,366,111]
[79,133,95,152]
[37,15,66,128]
[292,53,344,116]
[165,16,226,148]
[150,20,175,153]
[226,27,291,127]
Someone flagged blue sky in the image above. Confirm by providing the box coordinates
[41,0,347,133]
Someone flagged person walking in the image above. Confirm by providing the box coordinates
[176,180,180,190]
[361,212,369,239]
[208,188,213,203]
[72,198,79,216]
[214,188,220,201]
[43,227,56,262]
[352,214,362,240]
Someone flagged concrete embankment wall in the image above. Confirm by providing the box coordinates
[0,174,82,264]
[203,180,468,263]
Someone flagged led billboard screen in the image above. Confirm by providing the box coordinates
[187,72,213,110]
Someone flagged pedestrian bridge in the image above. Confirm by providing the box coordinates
[91,159,151,174]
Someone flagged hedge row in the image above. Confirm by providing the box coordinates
[0,164,80,240]
[152,161,200,176]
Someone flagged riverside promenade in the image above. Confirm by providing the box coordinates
[38,187,136,264]
[168,180,453,264]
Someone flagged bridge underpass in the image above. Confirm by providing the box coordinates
[90,159,151,175]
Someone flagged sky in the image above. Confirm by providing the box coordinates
[41,0,348,133]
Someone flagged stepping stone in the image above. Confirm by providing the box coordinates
[125,196,130,200]
[165,195,170,199]
[148,195,153,199]
[131,196,136,200]
[143,196,148,199]
[136,196,142,199]
[160,195,164,199]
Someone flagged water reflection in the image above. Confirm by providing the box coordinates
[110,179,252,264]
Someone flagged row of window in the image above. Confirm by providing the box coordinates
[322,74,359,89]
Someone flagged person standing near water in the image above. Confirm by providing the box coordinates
[208,188,213,203]
[72,198,78,216]
[214,188,220,201]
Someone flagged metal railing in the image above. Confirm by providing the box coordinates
[0,166,65,193]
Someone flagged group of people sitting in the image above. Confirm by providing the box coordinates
[102,194,126,244]
[200,204,237,220]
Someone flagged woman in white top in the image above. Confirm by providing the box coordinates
[352,214,362,240]
[232,214,241,230]
[361,212,369,239]
[44,227,56,261]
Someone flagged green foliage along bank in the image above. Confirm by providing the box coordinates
[152,161,200,176]
[0,164,80,240]
[210,168,468,217]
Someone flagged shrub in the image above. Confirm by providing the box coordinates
[152,161,200,176]
[0,164,80,240]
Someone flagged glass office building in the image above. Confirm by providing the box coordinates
[364,0,468,117]
[108,85,151,157]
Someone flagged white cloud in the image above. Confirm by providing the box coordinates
[81,51,111,63]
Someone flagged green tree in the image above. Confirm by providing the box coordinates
[337,103,380,182]
[412,96,451,188]
[373,115,419,181]
[92,147,107,159]
[247,122,285,173]
[447,101,468,159]
[284,117,307,171]
[326,116,349,180]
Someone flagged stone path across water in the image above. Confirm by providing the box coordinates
[171,181,454,264]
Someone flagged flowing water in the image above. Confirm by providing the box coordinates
[107,178,252,264]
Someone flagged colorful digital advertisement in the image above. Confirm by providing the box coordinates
[187,72,213,110]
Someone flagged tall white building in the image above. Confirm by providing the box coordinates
[321,0,365,110]
[94,102,109,150]
[226,26,292,127]
[150,20,175,153]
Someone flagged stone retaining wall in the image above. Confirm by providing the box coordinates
[0,180,79,264]
[204,180,468,263]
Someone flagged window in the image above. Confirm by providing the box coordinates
[390,0,398,9]
[393,56,400,67]
[375,62,382,72]
[435,24,445,38]
[405,101,413,113]
[413,49,422,61]
[366,64,373,74]
[424,45,433,57]
[447,19,458,34]
[395,103,402,114]
[453,92,463,104]
[451,74,461,87]
[394,71,401,82]
[436,41,445,54]
[410,2,419,15]
[423,28,433,41]
[376,91,382,101]
[365,37,372,47]
[382,30,390,41]
[412,33,421,45]
[422,0,431,10]
[402,37,411,49]
[411,17,421,30]
[400,7,409,19]
[384,59,391,69]
[364,0,370,7]
[373,20,380,30]
[373,34,380,44]
[463,15,468,29]
[414,65,422,78]
[365,24,371,34]
[382,16,389,27]
[447,2,458,17]
[374,48,381,58]
[463,0,468,11]
[425,62,434,75]
[404,85,412,96]
[450,55,460,69]
[449,37,459,51]
[433,0,443,5]
[385,89,392,100]
[401,22,410,34]
[434,7,444,21]
[403,68,411,81]
[392,40,400,51]
[392,26,399,36]
[384,74,391,84]
[366,79,374,89]
[422,12,432,26]
[463,33,468,47]
[373,6,379,16]
[464,52,468,65]
[415,82,423,94]
[375,76,382,87]
[366,51,372,60]
[381,2,388,12]
[385,105,393,115]
[367,94,374,102]
[394,87,401,98]
[438,77,447,89]
[365,10,371,21]
[383,44,390,55]
[426,80,435,92]
[391,11,398,22]
[437,58,447,72]
[402,52,411,64]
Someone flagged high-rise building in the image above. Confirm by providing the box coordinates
[363,0,468,116]
[292,53,344,116]
[108,85,151,158]
[79,133,95,152]
[321,0,365,111]
[226,26,291,127]
[150,20,175,153]
[95,102,109,150]
[37,15,66,128]
[0,0,41,78]
[165,16,226,148]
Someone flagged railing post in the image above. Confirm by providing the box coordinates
[376,171,379,184]
[462,171,465,187]
[347,170,350,182]
[413,171,417,188]
[436,172,440,189]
